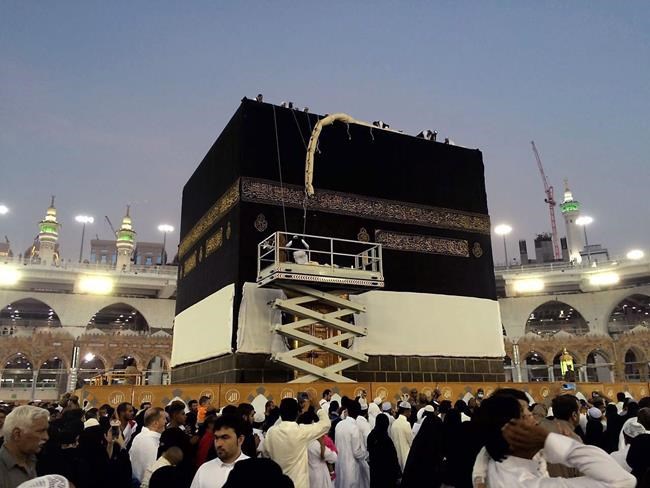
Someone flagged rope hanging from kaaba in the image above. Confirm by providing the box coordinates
[272,105,288,234]
[304,113,388,197]
[291,110,311,235]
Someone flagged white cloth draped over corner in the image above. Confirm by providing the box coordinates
[485,433,635,488]
[335,417,369,488]
[308,439,337,488]
[172,283,234,366]
[389,415,412,472]
[236,283,287,353]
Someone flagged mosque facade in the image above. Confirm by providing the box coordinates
[1,168,649,401]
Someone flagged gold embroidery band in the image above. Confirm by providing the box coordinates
[375,230,470,257]
[240,178,490,235]
[178,180,240,259]
[206,227,224,257]
[183,252,198,276]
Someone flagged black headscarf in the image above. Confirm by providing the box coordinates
[223,458,294,487]
[367,414,401,488]
[401,415,444,487]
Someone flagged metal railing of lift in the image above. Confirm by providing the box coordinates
[257,232,384,277]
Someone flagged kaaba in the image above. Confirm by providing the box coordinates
[171,98,505,384]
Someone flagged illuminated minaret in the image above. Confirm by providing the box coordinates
[37,196,60,265]
[560,179,582,264]
[115,205,136,271]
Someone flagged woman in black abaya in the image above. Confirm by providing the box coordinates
[367,413,401,488]
[401,415,444,488]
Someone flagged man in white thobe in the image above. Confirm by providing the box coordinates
[480,394,635,488]
[190,415,249,488]
[335,400,369,488]
[610,420,646,472]
[307,438,337,488]
[263,394,330,488]
[356,414,371,448]
[129,407,166,482]
[389,401,412,471]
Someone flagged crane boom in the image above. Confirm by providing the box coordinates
[105,216,117,236]
[531,141,561,260]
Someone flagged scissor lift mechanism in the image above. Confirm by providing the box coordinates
[257,232,384,383]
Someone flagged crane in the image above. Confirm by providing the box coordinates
[531,141,561,260]
[105,216,116,236]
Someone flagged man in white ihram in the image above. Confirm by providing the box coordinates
[191,415,248,488]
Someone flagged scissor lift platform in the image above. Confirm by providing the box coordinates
[257,232,384,382]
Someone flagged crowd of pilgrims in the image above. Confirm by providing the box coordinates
[1,387,650,487]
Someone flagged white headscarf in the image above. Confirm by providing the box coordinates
[368,402,381,429]
[18,475,70,488]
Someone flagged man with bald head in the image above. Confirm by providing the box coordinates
[130,407,166,483]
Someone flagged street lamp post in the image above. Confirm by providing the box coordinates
[75,215,94,263]
[494,224,513,268]
[576,216,594,264]
[157,224,174,265]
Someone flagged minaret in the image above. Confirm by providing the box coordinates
[37,196,60,265]
[560,179,582,264]
[115,205,136,271]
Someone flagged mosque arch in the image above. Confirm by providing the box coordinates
[552,349,580,381]
[503,355,513,382]
[86,303,149,333]
[36,357,67,393]
[607,294,650,339]
[585,349,612,383]
[2,352,34,388]
[524,351,548,382]
[113,354,144,370]
[78,352,107,384]
[525,301,589,337]
[145,356,169,385]
[0,298,62,333]
[623,347,646,381]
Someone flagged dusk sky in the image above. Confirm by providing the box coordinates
[1,2,648,264]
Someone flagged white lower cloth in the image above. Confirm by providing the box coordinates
[171,283,234,367]
[235,284,504,358]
